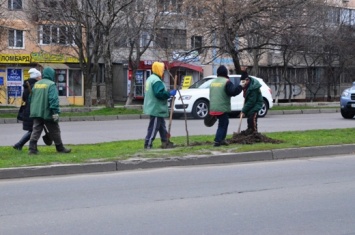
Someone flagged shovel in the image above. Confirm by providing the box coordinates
[167,75,177,139]
[42,125,53,146]
[237,113,243,134]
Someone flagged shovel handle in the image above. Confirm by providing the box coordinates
[237,114,243,133]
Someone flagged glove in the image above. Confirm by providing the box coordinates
[52,114,59,122]
[239,80,246,87]
[170,89,177,96]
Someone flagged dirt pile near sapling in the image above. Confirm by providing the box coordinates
[228,131,283,145]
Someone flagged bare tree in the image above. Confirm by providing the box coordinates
[119,0,169,106]
[84,0,132,108]
[28,0,132,107]
[183,0,314,74]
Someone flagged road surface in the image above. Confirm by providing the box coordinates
[1,154,354,235]
[1,112,353,146]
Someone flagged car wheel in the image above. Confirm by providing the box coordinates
[258,99,269,118]
[192,99,209,119]
[341,108,355,119]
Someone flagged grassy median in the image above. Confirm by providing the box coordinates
[0,128,354,169]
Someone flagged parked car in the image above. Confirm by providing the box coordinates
[340,81,355,119]
[170,74,274,119]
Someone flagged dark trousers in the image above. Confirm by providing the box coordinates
[15,131,31,148]
[247,112,258,132]
[214,113,229,143]
[144,116,168,148]
[30,118,63,145]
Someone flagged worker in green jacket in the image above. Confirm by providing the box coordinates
[143,61,176,149]
[28,67,71,155]
[209,65,244,147]
[240,70,264,135]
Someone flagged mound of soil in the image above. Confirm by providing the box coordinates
[228,130,283,145]
[179,131,282,147]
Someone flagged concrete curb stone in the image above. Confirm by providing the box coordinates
[1,144,354,180]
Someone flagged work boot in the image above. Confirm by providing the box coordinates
[213,140,229,147]
[13,131,31,151]
[28,140,38,155]
[161,141,174,149]
[56,144,71,153]
[13,144,22,150]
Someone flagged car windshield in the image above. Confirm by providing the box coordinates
[189,77,215,89]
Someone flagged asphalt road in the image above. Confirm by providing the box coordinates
[1,112,354,146]
[1,154,355,235]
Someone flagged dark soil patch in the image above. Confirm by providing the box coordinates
[180,131,283,147]
[228,131,283,145]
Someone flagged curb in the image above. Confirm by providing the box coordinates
[0,109,339,124]
[1,144,354,179]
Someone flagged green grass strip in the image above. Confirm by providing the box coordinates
[0,128,353,169]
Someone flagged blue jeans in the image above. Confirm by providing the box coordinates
[214,113,229,143]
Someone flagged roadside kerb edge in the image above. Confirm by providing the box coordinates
[1,144,355,179]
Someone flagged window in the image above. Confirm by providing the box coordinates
[8,0,22,10]
[191,36,202,52]
[68,70,82,96]
[158,0,182,13]
[141,31,152,47]
[8,29,24,48]
[155,28,186,49]
[326,7,340,24]
[187,6,203,18]
[113,28,128,48]
[38,25,74,45]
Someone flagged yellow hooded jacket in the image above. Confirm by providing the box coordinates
[143,62,170,117]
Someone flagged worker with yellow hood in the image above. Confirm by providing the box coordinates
[143,61,176,149]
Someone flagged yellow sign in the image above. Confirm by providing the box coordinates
[0,54,30,64]
[182,76,193,89]
[31,51,79,63]
[24,68,30,80]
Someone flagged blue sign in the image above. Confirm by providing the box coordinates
[0,77,3,85]
[7,69,22,82]
[8,86,22,97]
[135,71,143,84]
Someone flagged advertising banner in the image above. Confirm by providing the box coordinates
[7,68,22,98]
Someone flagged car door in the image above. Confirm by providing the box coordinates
[229,76,244,111]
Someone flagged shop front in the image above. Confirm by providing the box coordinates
[0,52,83,106]
[127,60,203,99]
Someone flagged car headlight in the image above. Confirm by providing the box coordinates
[179,95,192,100]
[342,90,350,97]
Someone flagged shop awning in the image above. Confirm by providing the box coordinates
[38,63,69,69]
[169,62,203,73]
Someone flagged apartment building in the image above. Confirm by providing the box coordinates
[2,0,354,105]
[0,0,84,106]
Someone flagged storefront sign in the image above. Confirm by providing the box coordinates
[182,76,193,89]
[0,54,30,64]
[31,52,79,63]
[7,85,22,97]
[7,69,22,84]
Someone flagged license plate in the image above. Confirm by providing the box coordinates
[351,104,355,108]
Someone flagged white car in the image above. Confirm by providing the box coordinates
[170,74,273,119]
